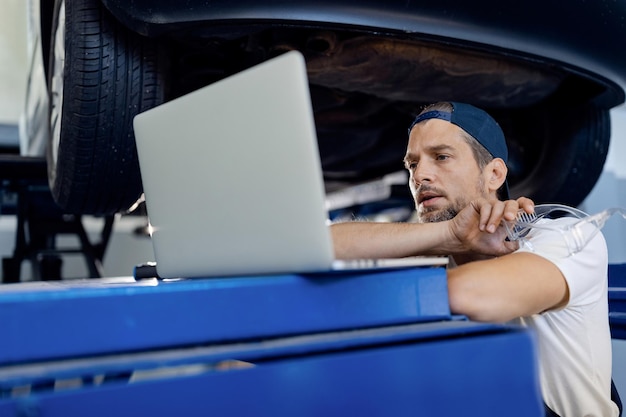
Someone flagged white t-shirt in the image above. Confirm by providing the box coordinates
[511,217,619,417]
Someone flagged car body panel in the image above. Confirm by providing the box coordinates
[99,0,626,107]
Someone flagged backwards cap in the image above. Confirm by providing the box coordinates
[408,102,510,199]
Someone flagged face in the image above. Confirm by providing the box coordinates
[403,119,489,223]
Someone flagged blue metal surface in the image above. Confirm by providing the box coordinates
[0,321,543,417]
[0,263,550,416]
[0,266,448,365]
[0,320,494,388]
[610,263,626,288]
[609,264,626,340]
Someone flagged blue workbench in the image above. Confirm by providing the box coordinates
[0,265,544,416]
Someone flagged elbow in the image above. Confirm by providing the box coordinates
[448,290,488,322]
[449,297,511,323]
[447,275,512,323]
[452,307,511,324]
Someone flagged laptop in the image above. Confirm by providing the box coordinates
[133,51,446,279]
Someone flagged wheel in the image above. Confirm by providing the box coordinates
[504,103,610,207]
[47,0,167,215]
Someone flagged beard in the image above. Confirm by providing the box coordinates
[417,204,461,223]
[414,179,486,224]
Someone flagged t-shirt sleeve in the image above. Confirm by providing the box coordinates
[514,217,608,307]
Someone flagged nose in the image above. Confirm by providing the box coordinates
[411,161,433,188]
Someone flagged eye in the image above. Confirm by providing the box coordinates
[436,154,450,161]
[405,161,417,171]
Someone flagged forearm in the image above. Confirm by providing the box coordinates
[330,221,457,259]
[330,197,532,260]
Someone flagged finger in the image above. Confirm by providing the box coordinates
[502,199,522,221]
[516,197,535,214]
[485,201,506,233]
[476,199,493,232]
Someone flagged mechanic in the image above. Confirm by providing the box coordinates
[330,102,621,417]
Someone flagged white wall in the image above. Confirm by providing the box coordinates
[0,0,27,126]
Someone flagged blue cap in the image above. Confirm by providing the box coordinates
[409,102,510,199]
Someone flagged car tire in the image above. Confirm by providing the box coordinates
[47,0,167,215]
[507,103,610,207]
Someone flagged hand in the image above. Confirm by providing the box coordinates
[448,197,535,257]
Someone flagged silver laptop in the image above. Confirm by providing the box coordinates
[134,51,446,279]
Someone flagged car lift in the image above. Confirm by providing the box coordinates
[0,156,624,417]
[0,155,114,282]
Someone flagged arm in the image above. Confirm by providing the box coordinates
[331,197,535,260]
[331,221,456,259]
[447,252,569,323]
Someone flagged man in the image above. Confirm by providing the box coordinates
[330,102,619,416]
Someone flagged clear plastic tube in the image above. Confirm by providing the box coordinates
[504,204,626,257]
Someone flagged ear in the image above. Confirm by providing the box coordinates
[485,158,508,196]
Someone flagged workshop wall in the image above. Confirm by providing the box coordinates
[0,0,27,148]
[0,0,27,126]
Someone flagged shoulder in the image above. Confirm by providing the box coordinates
[519,217,608,306]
